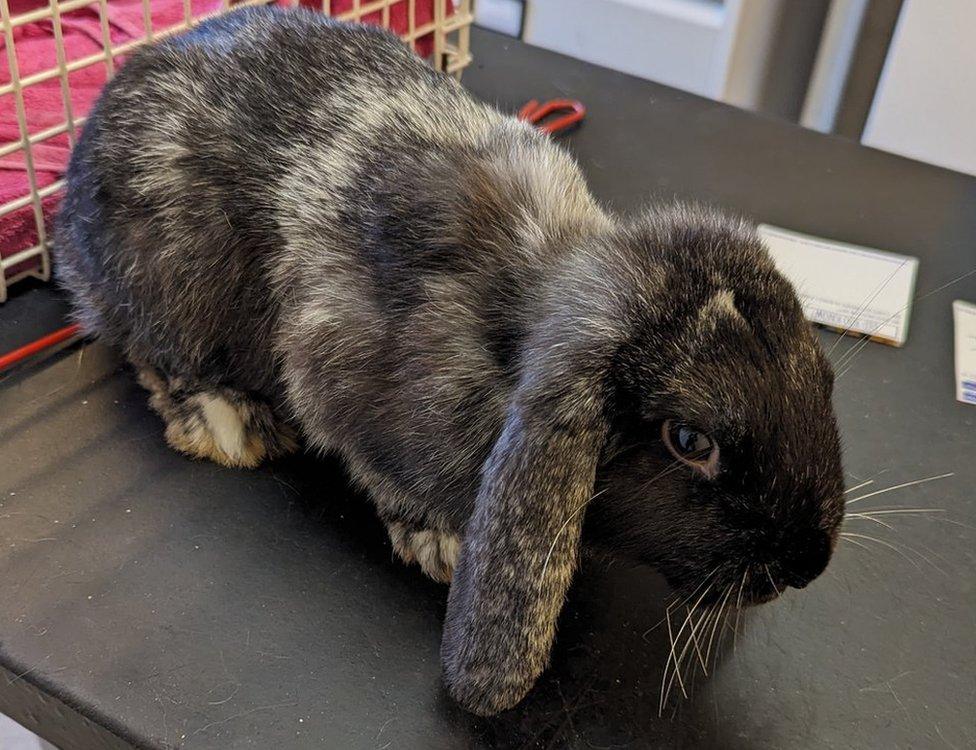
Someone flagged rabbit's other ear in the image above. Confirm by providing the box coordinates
[441,338,611,716]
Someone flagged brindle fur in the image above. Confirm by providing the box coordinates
[54,8,844,716]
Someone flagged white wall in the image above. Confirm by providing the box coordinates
[474,0,523,36]
[522,0,805,113]
[862,0,976,177]
[524,0,730,99]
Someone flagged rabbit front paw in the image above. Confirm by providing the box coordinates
[387,521,460,584]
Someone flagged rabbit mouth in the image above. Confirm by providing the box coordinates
[742,586,780,606]
[676,562,791,611]
[736,558,825,607]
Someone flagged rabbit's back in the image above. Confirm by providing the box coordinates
[54,7,502,394]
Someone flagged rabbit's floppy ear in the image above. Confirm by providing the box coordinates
[441,319,614,716]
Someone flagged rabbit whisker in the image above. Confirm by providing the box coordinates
[840,531,947,575]
[686,604,709,675]
[705,583,735,666]
[841,535,874,553]
[846,472,954,505]
[643,565,720,640]
[844,514,895,530]
[662,604,685,712]
[715,606,735,669]
[599,440,641,467]
[835,266,976,377]
[686,605,715,681]
[657,569,718,708]
[638,459,685,494]
[844,479,875,494]
[667,594,709,698]
[538,487,609,580]
[833,332,877,376]
[845,507,947,531]
[666,576,738,710]
[930,517,976,532]
[732,568,748,652]
[641,614,670,640]
[840,532,918,569]
[659,577,714,714]
[644,595,689,639]
[701,600,726,672]
[826,258,909,360]
[661,603,709,714]
[763,564,781,597]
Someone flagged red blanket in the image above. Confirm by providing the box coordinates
[1,0,444,282]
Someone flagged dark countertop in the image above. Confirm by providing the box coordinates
[2,27,975,750]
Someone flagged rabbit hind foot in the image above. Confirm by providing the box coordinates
[135,366,298,469]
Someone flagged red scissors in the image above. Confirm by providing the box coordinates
[518,98,586,135]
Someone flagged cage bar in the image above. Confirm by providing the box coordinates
[7,0,93,29]
[47,0,78,149]
[408,0,415,51]
[1,0,50,300]
[96,0,116,76]
[141,0,155,41]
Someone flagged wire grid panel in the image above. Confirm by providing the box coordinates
[0,0,472,303]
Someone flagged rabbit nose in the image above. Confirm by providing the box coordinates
[778,529,832,589]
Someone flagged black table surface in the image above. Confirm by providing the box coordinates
[2,27,975,750]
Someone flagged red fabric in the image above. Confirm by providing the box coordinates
[306,1,441,56]
[1,0,446,282]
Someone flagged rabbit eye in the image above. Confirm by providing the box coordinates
[662,420,720,478]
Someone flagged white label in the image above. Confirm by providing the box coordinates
[758,225,919,346]
[954,300,976,405]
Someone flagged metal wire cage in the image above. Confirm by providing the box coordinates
[0,0,473,302]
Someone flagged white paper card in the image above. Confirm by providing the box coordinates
[758,225,919,346]
[954,300,976,405]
